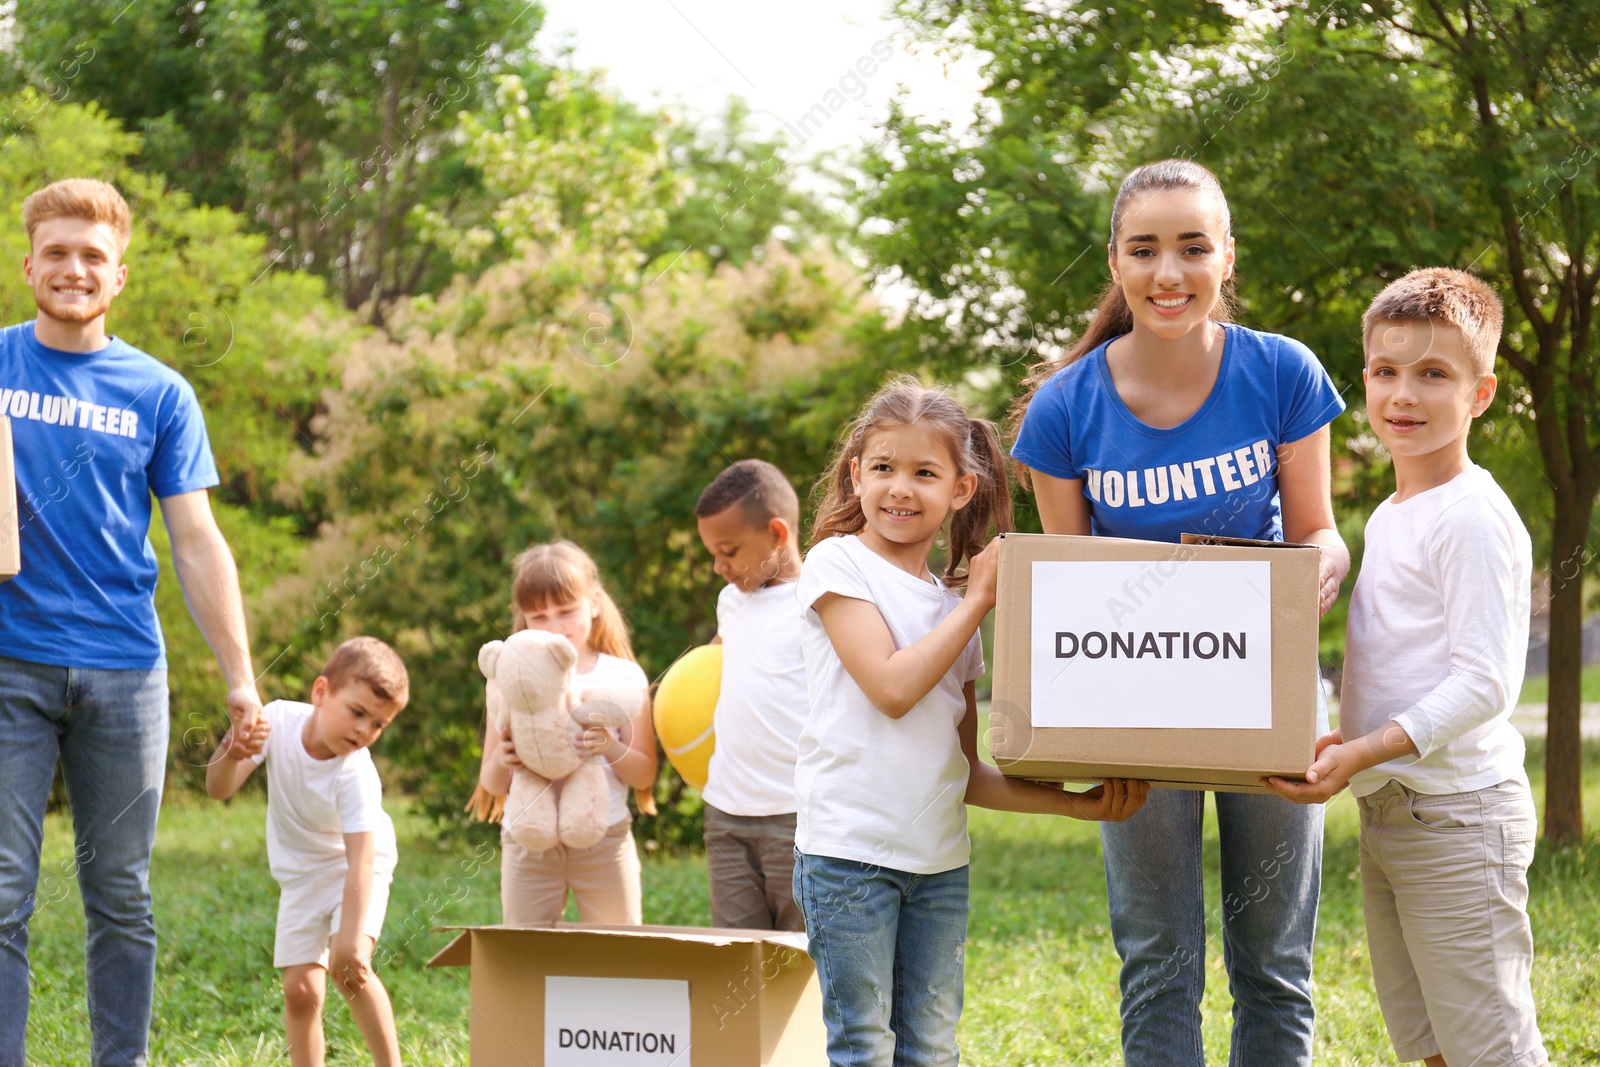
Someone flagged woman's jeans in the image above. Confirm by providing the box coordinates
[0,655,169,1067]
[1100,788,1324,1066]
[795,851,968,1067]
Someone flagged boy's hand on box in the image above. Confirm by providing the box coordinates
[1063,778,1150,822]
[1262,729,1352,803]
[329,934,371,995]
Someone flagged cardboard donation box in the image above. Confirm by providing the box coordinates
[426,923,825,1066]
[0,417,18,581]
[990,531,1320,792]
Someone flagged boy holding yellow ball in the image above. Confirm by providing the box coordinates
[693,460,807,930]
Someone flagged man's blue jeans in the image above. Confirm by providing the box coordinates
[1100,788,1324,1066]
[794,851,968,1067]
[0,655,169,1067]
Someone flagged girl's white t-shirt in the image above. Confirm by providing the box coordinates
[579,652,650,827]
[1342,465,1533,797]
[794,534,985,875]
[701,580,808,816]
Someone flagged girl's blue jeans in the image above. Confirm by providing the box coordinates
[1100,787,1324,1067]
[0,655,169,1067]
[794,851,968,1067]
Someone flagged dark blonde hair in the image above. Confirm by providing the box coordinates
[812,377,1013,586]
[510,541,635,661]
[22,179,132,255]
[479,540,655,820]
[1010,159,1234,439]
[321,636,410,708]
[1363,267,1503,376]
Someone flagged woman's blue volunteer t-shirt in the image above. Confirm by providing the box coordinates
[0,322,218,670]
[1012,323,1344,543]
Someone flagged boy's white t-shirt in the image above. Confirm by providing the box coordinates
[251,700,398,883]
[701,580,807,817]
[577,652,650,827]
[1342,465,1532,797]
[794,534,985,876]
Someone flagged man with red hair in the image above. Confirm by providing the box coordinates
[0,179,264,1067]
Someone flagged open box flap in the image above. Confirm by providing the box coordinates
[426,922,808,968]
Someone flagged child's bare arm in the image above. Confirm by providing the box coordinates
[330,832,375,995]
[958,682,1149,820]
[478,715,517,798]
[814,541,999,720]
[204,729,261,799]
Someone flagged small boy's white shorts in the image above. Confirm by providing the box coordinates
[1357,778,1547,1067]
[273,870,392,969]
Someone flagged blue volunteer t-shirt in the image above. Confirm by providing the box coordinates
[0,322,219,669]
[1012,323,1343,543]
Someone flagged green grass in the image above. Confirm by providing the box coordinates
[1517,663,1600,705]
[22,743,1600,1065]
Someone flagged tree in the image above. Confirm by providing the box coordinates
[7,0,543,317]
[865,0,1599,840]
[5,4,843,321]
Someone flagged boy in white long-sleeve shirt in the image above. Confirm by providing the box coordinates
[1266,268,1546,1067]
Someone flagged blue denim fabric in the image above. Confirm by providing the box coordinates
[1098,685,1328,1067]
[794,851,968,1067]
[1101,789,1323,1066]
[0,655,169,1067]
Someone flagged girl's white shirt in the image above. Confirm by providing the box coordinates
[579,653,650,827]
[794,534,985,875]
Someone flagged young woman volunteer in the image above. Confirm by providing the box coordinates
[1011,159,1348,1066]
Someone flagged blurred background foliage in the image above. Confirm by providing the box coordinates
[4,0,1597,840]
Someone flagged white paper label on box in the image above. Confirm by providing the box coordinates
[1030,559,1272,729]
[545,976,690,1064]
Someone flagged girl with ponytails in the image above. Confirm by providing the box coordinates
[794,377,1147,1066]
[474,540,657,925]
[1011,159,1348,1066]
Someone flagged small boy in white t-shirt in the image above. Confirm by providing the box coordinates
[1266,268,1546,1067]
[207,636,409,1067]
[694,459,807,930]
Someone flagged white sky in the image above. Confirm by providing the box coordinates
[534,0,988,163]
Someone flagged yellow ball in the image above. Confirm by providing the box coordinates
[653,644,721,792]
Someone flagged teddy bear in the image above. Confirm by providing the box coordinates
[476,629,641,852]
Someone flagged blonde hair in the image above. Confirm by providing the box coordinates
[321,636,410,708]
[22,179,132,255]
[473,540,657,820]
[509,541,635,661]
[1363,267,1503,377]
[812,376,1013,585]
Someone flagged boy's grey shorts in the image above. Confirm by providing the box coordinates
[1357,778,1547,1067]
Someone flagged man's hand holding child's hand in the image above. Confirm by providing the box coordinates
[222,717,271,762]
